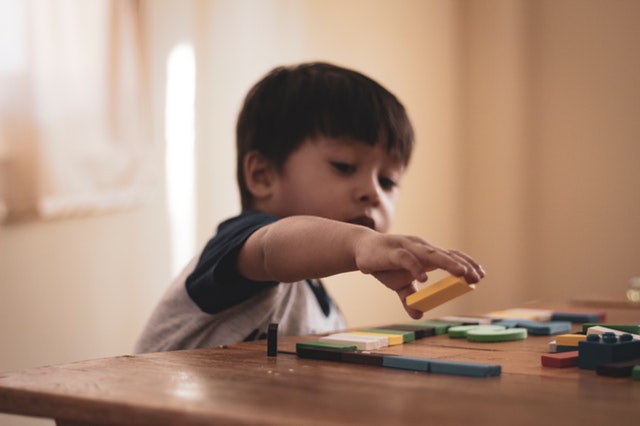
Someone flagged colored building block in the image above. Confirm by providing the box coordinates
[319,333,387,350]
[486,308,553,322]
[586,325,640,341]
[493,319,571,336]
[633,365,640,381]
[596,357,640,377]
[541,351,579,368]
[429,359,501,377]
[578,333,640,370]
[267,323,278,357]
[353,331,403,346]
[405,275,475,312]
[582,324,640,335]
[380,324,435,339]
[296,346,345,362]
[555,334,587,347]
[382,355,430,372]
[296,341,358,351]
[518,320,571,336]
[437,315,494,325]
[551,311,605,323]
[448,325,506,339]
[381,356,501,377]
[362,328,415,343]
[341,351,389,367]
[403,320,463,335]
[296,345,390,365]
[466,327,527,342]
[556,345,579,353]
[491,320,522,329]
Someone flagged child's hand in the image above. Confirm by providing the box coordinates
[353,233,485,319]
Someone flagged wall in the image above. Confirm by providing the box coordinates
[460,0,640,310]
[1,1,639,424]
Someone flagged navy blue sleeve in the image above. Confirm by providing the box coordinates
[185,210,279,314]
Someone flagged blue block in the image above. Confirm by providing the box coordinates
[494,319,571,335]
[382,355,430,372]
[523,321,572,336]
[556,345,579,353]
[381,356,501,377]
[552,312,602,323]
[491,320,521,328]
[578,333,640,370]
[429,359,501,377]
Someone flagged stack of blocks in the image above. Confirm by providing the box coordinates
[297,324,502,378]
[541,323,640,380]
[578,332,640,371]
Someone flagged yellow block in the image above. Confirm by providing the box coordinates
[352,331,403,346]
[555,333,587,347]
[405,275,475,312]
[486,308,552,322]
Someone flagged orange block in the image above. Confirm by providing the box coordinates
[406,275,475,312]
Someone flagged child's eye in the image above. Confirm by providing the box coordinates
[379,176,397,191]
[331,162,356,174]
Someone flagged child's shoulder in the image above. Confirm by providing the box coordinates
[211,210,279,245]
[218,210,278,230]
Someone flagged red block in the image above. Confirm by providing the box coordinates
[541,350,579,368]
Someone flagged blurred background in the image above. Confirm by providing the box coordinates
[1,1,639,424]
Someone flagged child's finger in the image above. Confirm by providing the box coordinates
[396,283,424,320]
[415,244,469,277]
[449,249,486,278]
[389,249,428,282]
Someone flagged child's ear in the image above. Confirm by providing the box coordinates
[243,151,278,200]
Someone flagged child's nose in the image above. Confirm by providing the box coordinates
[356,177,381,205]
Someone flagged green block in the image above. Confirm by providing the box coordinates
[449,325,506,339]
[296,341,358,351]
[633,365,640,381]
[466,327,528,342]
[403,320,462,335]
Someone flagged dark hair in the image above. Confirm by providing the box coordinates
[236,62,415,209]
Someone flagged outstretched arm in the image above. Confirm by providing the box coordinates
[236,215,485,318]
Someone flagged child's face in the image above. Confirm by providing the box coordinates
[268,136,405,233]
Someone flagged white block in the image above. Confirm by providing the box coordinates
[319,333,387,350]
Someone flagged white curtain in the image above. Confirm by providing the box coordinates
[0,0,152,222]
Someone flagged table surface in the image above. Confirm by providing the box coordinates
[1,302,639,426]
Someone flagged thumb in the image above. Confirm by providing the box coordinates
[396,283,423,320]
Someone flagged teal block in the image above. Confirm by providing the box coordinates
[429,359,501,377]
[382,355,430,372]
[552,312,602,323]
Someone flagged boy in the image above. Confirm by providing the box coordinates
[135,62,485,353]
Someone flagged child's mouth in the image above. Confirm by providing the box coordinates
[347,216,375,230]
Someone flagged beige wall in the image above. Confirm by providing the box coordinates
[1,1,639,423]
[461,0,640,310]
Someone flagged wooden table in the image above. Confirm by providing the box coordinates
[1,303,639,426]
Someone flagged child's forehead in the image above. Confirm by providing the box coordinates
[308,135,406,164]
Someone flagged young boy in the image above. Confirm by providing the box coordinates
[134,62,485,353]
